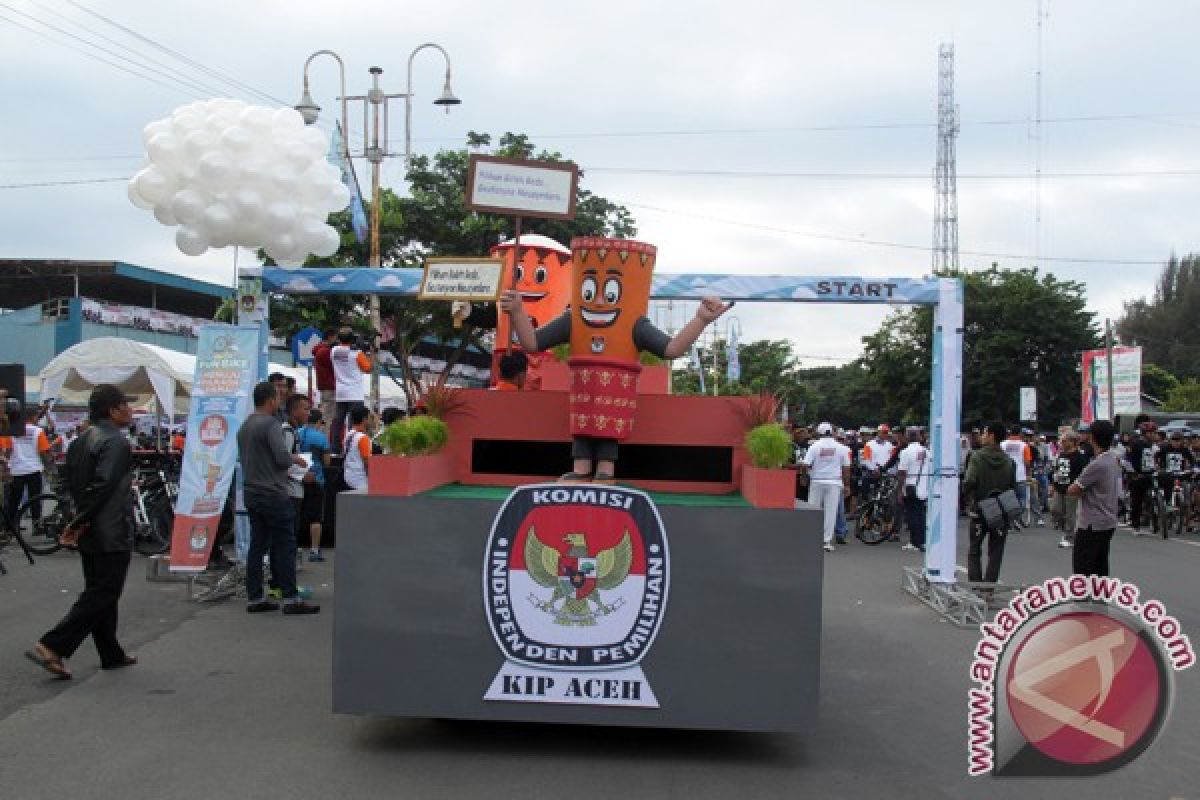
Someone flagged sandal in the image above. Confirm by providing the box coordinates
[558,472,592,483]
[592,470,617,485]
[26,644,71,680]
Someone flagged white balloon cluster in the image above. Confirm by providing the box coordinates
[128,98,350,264]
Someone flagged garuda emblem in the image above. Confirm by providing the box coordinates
[524,527,632,626]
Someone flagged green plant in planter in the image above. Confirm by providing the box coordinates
[380,415,449,457]
[745,423,793,469]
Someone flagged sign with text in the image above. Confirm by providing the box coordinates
[1019,387,1037,421]
[169,326,258,572]
[466,155,578,220]
[418,258,505,302]
[1081,346,1142,423]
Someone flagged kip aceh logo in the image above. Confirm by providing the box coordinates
[483,484,668,707]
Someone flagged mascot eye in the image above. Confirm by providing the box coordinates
[581,277,597,302]
[604,278,621,304]
[534,265,548,284]
[514,264,524,281]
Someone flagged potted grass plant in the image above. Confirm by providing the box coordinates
[368,414,457,496]
[735,391,794,509]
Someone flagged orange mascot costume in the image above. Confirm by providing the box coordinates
[502,237,730,483]
[456,234,571,389]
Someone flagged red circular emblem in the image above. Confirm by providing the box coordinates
[197,415,229,447]
[1005,610,1166,767]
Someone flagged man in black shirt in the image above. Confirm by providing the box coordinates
[1126,422,1159,533]
[1155,431,1195,492]
[1049,432,1090,548]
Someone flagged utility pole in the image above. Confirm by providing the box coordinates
[932,43,960,272]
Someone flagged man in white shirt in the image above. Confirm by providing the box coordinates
[329,327,372,454]
[895,426,930,552]
[3,408,53,524]
[800,422,852,553]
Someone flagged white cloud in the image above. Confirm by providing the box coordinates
[375,274,406,288]
[329,274,348,284]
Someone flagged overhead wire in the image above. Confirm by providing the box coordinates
[0,2,226,98]
[618,199,1165,266]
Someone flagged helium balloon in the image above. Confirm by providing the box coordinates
[175,225,209,256]
[127,177,154,210]
[170,189,208,226]
[131,100,336,258]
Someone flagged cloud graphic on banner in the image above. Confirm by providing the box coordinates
[282,277,318,292]
[329,274,348,284]
[375,274,407,289]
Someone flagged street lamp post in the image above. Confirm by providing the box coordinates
[295,44,460,413]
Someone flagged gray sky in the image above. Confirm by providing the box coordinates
[1,0,1194,366]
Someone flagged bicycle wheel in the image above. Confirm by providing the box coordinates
[134,500,172,556]
[855,504,887,545]
[16,493,65,556]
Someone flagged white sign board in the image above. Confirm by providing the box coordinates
[1081,346,1142,423]
[418,258,505,302]
[1020,387,1037,421]
[466,155,578,220]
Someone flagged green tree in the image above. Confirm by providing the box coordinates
[1163,380,1200,412]
[1141,363,1180,404]
[1118,254,1200,380]
[854,266,1099,427]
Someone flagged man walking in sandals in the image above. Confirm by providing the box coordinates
[26,384,137,680]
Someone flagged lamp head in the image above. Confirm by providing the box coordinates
[294,88,321,125]
[433,75,461,110]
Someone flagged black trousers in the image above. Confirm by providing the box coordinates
[1128,474,1151,528]
[6,472,44,520]
[41,550,131,665]
[571,436,619,463]
[967,519,1007,583]
[1073,527,1115,576]
[331,400,364,455]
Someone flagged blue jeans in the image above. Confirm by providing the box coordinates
[244,492,298,604]
[1036,475,1050,511]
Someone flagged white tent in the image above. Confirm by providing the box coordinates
[38,336,408,416]
[39,338,193,418]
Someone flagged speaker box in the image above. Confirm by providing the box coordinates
[0,363,25,408]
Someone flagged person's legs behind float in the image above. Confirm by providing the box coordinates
[905,495,927,550]
[1073,526,1115,576]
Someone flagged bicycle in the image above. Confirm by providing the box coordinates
[0,479,72,561]
[132,467,177,556]
[855,473,898,545]
[1158,474,1191,539]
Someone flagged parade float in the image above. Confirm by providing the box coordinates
[132,108,964,732]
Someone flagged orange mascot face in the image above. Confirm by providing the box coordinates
[491,236,571,347]
[568,237,657,362]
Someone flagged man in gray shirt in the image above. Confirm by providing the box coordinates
[1068,419,1121,576]
[237,381,319,615]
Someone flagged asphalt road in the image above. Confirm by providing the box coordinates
[0,520,1196,800]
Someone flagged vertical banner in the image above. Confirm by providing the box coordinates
[168,326,259,572]
[689,345,706,394]
[1080,347,1142,423]
[726,328,741,385]
[1019,387,1037,422]
[329,122,369,243]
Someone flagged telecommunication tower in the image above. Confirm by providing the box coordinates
[932,43,960,272]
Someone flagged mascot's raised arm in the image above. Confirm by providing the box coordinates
[500,237,730,484]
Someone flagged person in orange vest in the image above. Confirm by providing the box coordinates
[491,351,528,392]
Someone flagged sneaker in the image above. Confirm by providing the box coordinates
[282,600,321,615]
[247,601,280,613]
[823,543,835,552]
[266,587,283,600]
[308,551,325,562]
[901,543,918,552]
[835,537,847,545]
[1058,538,1072,548]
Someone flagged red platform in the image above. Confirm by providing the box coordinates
[444,388,755,495]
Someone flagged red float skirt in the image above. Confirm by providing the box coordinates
[567,357,642,441]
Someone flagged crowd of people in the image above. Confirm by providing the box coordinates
[787,414,1200,583]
